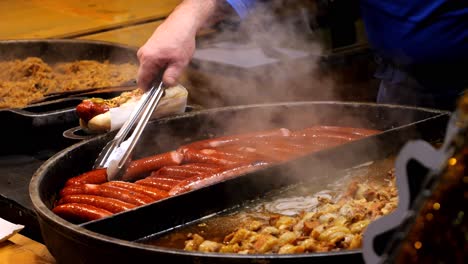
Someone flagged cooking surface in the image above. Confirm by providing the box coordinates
[27,103,448,264]
[139,158,395,251]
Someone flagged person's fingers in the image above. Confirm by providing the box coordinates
[137,48,163,91]
[163,62,186,87]
[137,63,158,91]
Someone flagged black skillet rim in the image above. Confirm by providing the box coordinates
[29,101,449,260]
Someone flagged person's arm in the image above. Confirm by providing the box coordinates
[137,0,256,89]
[137,0,218,89]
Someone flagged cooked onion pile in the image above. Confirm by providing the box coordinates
[0,57,137,108]
[184,169,398,254]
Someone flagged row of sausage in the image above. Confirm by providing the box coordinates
[53,126,380,223]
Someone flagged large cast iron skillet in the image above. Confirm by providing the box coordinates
[0,39,138,154]
[30,102,449,264]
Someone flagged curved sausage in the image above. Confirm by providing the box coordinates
[151,166,206,179]
[199,148,256,163]
[312,126,380,137]
[178,128,291,151]
[181,148,239,166]
[291,126,379,140]
[59,184,155,206]
[57,195,135,213]
[65,168,108,186]
[179,163,227,173]
[135,177,182,191]
[169,162,269,195]
[215,145,278,163]
[122,151,184,181]
[53,203,112,222]
[103,181,169,200]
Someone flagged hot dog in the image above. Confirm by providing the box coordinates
[77,85,188,134]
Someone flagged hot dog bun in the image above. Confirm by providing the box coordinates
[78,85,188,134]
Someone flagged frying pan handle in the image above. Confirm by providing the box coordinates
[363,140,445,263]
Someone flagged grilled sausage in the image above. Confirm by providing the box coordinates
[135,177,182,191]
[53,203,112,222]
[65,168,108,186]
[103,181,169,200]
[59,184,155,206]
[122,151,184,181]
[151,166,206,179]
[178,128,291,151]
[178,163,227,173]
[169,162,269,195]
[181,148,239,166]
[291,126,379,140]
[57,194,135,213]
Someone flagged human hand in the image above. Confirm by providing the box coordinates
[137,18,196,89]
[137,0,218,89]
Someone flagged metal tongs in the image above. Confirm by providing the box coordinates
[93,81,165,181]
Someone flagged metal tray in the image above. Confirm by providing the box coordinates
[0,39,138,154]
[30,102,449,263]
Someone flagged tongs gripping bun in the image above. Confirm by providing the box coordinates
[77,85,188,134]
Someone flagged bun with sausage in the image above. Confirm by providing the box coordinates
[76,85,188,134]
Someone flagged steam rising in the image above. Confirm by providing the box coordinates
[133,1,430,208]
[187,1,337,108]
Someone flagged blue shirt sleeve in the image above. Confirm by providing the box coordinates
[225,0,256,19]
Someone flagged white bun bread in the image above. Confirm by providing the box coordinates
[80,85,188,134]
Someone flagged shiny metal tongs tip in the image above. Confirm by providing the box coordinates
[93,81,165,181]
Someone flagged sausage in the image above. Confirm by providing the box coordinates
[178,163,227,173]
[222,144,293,162]
[181,148,239,166]
[178,128,291,151]
[292,130,361,141]
[135,177,182,191]
[59,184,155,206]
[65,168,108,186]
[169,162,269,195]
[122,151,184,181]
[57,194,135,213]
[313,126,380,137]
[60,184,92,197]
[292,126,379,140]
[76,100,110,123]
[53,203,112,222]
[103,181,169,200]
[215,145,278,163]
[248,138,307,153]
[199,148,255,163]
[151,166,206,179]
